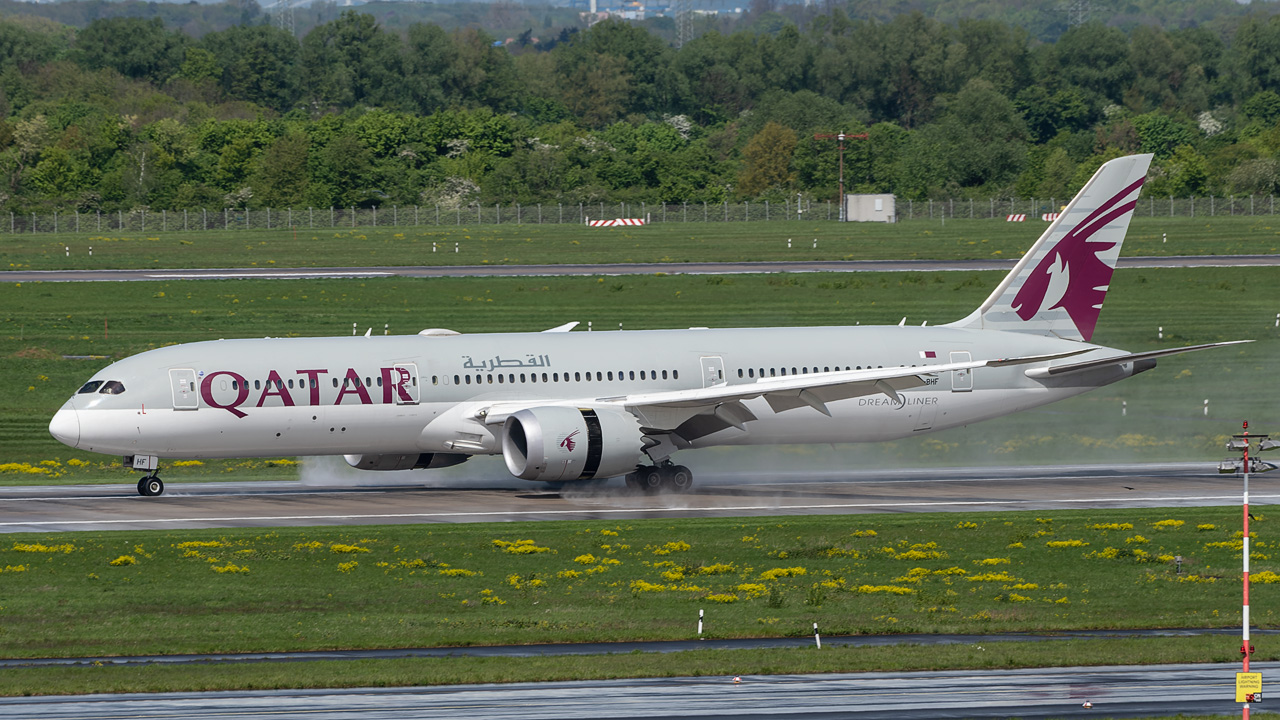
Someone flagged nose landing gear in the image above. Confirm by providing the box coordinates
[624,462,693,494]
[137,474,164,497]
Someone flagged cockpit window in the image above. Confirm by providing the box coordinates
[77,381,104,394]
[98,380,126,395]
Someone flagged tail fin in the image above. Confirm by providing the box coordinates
[948,153,1153,342]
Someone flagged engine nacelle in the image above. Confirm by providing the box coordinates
[343,453,469,471]
[502,407,643,482]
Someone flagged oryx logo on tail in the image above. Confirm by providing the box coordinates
[1011,177,1145,341]
[948,154,1152,342]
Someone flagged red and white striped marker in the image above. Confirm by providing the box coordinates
[587,218,647,227]
[1041,213,1060,222]
[1005,214,1026,222]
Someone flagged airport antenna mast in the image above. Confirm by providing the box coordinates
[675,0,693,48]
[1062,0,1090,27]
[813,132,868,222]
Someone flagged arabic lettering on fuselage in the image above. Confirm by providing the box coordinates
[198,366,414,418]
[460,355,552,372]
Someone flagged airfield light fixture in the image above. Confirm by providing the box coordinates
[1219,422,1277,717]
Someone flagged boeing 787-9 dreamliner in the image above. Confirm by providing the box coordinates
[49,153,1244,496]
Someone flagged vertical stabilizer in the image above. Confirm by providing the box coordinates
[947,153,1153,342]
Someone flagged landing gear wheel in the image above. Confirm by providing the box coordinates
[624,472,643,491]
[138,475,164,497]
[639,466,665,494]
[668,465,693,492]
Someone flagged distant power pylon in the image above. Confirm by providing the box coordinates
[275,4,295,36]
[1063,0,1090,27]
[675,0,693,48]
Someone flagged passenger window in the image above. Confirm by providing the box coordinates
[375,377,382,387]
[454,375,460,385]
[465,375,471,385]
[254,380,261,390]
[770,369,776,378]
[575,372,581,382]
[608,371,614,381]
[629,371,635,380]
[673,370,678,380]
[738,369,743,378]
[432,376,438,385]
[288,379,295,389]
[77,380,103,394]
[596,372,602,381]
[662,370,668,380]
[498,374,504,384]
[365,377,371,387]
[332,378,339,388]
[748,369,755,378]
[554,373,560,382]
[824,366,830,372]
[487,374,493,384]
[98,380,126,395]
[520,373,526,383]
[640,371,646,380]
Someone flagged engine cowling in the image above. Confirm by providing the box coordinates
[343,453,469,471]
[502,407,643,482]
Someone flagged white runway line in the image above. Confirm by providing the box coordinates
[2,493,1277,528]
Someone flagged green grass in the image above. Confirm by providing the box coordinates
[0,635,1270,698]
[3,266,1278,476]
[0,508,1271,659]
[1,216,1278,271]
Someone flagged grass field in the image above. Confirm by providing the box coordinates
[2,265,1278,480]
[0,216,1278,271]
[0,636,1269,698]
[0,507,1270,659]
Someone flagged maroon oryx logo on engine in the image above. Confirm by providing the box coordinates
[1011,177,1144,341]
[559,430,580,453]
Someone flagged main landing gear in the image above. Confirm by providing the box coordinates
[625,462,693,494]
[137,474,164,497]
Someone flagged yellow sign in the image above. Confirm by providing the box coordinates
[1237,672,1262,702]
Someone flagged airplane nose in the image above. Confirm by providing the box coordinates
[49,403,80,448]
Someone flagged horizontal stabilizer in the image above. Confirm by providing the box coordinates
[1024,340,1251,378]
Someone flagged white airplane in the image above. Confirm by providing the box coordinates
[49,153,1243,496]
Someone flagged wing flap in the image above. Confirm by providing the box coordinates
[1024,340,1251,378]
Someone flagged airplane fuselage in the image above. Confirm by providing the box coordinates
[51,325,1141,461]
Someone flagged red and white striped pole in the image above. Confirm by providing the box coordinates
[1243,420,1252,720]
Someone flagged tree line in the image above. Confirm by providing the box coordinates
[4,7,1280,215]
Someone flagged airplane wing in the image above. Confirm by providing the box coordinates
[1023,340,1251,378]
[478,348,1090,434]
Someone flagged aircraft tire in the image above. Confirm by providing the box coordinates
[639,466,665,493]
[138,476,164,497]
[668,465,693,492]
[624,473,642,491]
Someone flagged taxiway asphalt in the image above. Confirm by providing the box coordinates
[0,461,1269,533]
[5,254,1280,282]
[2,662,1270,719]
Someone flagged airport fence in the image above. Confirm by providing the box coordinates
[5,195,1278,233]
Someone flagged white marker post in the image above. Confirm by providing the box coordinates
[454,242,459,253]
[813,622,821,649]
[1159,326,1163,340]
[89,246,93,257]
[1205,399,1210,417]
[812,238,817,249]
[352,323,357,336]
[787,238,792,249]
[64,246,69,257]
[1122,401,1127,417]
[698,609,704,636]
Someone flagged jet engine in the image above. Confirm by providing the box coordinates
[501,406,643,482]
[343,453,470,471]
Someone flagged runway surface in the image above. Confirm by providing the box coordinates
[1,461,1271,533]
[3,662,1271,719]
[6,254,1280,282]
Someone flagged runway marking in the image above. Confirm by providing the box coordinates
[145,271,394,279]
[0,490,390,502]
[1,493,1276,527]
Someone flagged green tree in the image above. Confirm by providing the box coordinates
[737,121,797,196]
[252,133,311,207]
[201,25,301,112]
[72,18,187,85]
